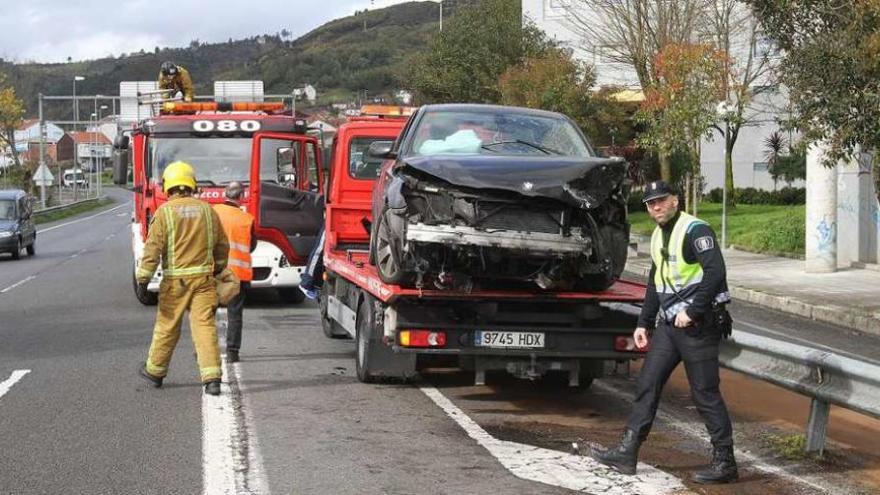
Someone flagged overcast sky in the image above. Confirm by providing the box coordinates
[0,0,420,63]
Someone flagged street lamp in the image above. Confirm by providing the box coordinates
[716,101,736,250]
[72,76,85,202]
[98,104,108,197]
[72,76,85,131]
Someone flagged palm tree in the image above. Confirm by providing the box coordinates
[763,131,786,190]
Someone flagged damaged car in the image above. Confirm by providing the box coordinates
[368,104,630,292]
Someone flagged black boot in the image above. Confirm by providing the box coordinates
[593,429,641,475]
[693,445,738,484]
[138,363,163,388]
[227,350,239,363]
[204,380,221,396]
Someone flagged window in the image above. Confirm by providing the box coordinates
[753,162,769,172]
[304,143,319,191]
[349,137,391,179]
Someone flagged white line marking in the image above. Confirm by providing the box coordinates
[202,358,267,495]
[0,370,31,398]
[1,276,36,294]
[419,386,687,495]
[38,202,129,234]
[593,380,839,494]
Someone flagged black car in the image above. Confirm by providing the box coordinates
[0,189,37,260]
[368,104,630,291]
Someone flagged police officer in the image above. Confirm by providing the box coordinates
[137,161,229,396]
[158,61,195,102]
[593,180,737,484]
[213,181,256,363]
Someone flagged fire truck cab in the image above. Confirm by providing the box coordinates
[114,99,324,305]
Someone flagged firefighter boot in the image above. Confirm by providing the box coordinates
[204,379,221,396]
[693,445,738,484]
[138,364,163,388]
[593,429,641,475]
[227,350,239,363]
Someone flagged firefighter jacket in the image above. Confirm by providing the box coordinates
[157,67,195,102]
[213,202,255,282]
[136,195,229,283]
[639,212,731,327]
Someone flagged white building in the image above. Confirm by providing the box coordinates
[293,84,317,103]
[523,0,793,191]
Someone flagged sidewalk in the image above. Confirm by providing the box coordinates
[626,235,880,337]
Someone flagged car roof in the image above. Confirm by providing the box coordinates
[0,189,26,200]
[419,103,567,120]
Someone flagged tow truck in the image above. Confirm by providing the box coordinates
[113,91,324,305]
[319,106,647,386]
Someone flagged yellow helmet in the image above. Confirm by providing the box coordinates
[162,161,197,193]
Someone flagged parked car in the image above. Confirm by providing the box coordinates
[368,104,630,292]
[0,189,36,259]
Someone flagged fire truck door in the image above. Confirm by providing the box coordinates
[252,133,323,265]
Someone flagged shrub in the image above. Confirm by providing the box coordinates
[704,187,805,205]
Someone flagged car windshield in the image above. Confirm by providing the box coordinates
[0,200,15,220]
[148,137,296,185]
[408,109,593,158]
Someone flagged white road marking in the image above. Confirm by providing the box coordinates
[202,357,268,495]
[38,202,129,234]
[592,380,838,494]
[1,276,36,294]
[419,386,688,494]
[0,370,31,399]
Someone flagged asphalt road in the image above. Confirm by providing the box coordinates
[1,187,877,494]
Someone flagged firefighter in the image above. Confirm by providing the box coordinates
[212,181,255,363]
[593,180,737,484]
[137,161,229,396]
[158,61,195,102]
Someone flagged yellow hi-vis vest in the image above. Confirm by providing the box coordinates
[213,203,254,282]
[650,212,730,321]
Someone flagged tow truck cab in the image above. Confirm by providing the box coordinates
[114,102,324,305]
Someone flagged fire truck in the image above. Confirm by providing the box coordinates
[113,96,324,305]
[319,107,647,387]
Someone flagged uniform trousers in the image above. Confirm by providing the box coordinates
[145,275,222,383]
[225,281,249,352]
[626,320,733,447]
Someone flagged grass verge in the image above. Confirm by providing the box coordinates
[628,202,805,256]
[35,197,116,225]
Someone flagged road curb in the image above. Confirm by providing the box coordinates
[622,266,880,337]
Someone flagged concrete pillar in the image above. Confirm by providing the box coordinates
[837,148,877,266]
[805,143,838,273]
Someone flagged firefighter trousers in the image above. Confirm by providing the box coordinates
[145,275,222,383]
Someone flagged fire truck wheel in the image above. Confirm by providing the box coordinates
[277,288,305,304]
[132,271,158,306]
[355,297,380,383]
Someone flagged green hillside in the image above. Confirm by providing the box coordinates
[2,1,454,119]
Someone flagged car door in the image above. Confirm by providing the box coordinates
[251,132,324,265]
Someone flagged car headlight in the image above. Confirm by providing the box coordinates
[0,231,13,238]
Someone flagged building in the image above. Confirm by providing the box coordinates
[522,0,795,191]
[293,84,317,103]
[14,119,65,145]
[56,132,112,171]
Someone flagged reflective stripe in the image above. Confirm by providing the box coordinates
[228,258,251,269]
[164,206,176,270]
[136,267,154,280]
[203,203,214,267]
[164,265,213,277]
[229,241,250,252]
[146,359,167,377]
[200,366,222,381]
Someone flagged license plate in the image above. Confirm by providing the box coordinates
[474,331,545,349]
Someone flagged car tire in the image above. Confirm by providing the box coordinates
[11,238,21,260]
[278,287,306,304]
[133,270,158,305]
[355,296,380,383]
[576,224,629,292]
[374,211,411,285]
[26,236,35,256]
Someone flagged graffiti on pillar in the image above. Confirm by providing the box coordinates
[815,217,837,253]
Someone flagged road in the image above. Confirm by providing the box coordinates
[0,187,877,494]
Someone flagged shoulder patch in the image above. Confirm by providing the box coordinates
[694,235,715,253]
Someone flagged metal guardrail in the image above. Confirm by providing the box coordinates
[35,197,105,217]
[720,331,880,454]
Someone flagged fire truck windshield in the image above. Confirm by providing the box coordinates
[148,137,296,186]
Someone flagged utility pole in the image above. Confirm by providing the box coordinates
[38,94,47,208]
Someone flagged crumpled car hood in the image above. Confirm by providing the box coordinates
[398,155,627,208]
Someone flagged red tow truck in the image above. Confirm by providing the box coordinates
[113,99,325,305]
[319,107,647,386]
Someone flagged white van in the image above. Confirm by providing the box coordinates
[62,169,88,188]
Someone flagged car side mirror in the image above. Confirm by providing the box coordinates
[367,141,396,159]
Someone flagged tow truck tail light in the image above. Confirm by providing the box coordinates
[399,330,446,348]
[615,336,647,353]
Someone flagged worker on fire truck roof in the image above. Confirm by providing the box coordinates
[137,161,229,396]
[158,61,195,102]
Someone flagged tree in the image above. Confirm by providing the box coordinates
[745,0,880,165]
[0,75,25,170]
[407,0,553,103]
[638,43,726,214]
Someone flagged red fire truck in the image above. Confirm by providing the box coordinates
[113,100,325,305]
[319,108,647,387]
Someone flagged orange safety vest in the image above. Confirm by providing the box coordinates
[213,203,254,282]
